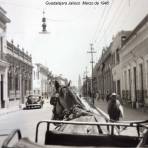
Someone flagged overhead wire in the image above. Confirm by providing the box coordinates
[95,0,123,45]
[91,5,107,44]
[95,0,126,48]
[104,0,127,43]
[93,0,114,44]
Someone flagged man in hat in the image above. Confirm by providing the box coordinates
[107,93,124,121]
[107,93,124,134]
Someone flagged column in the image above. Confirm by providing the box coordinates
[20,72,22,104]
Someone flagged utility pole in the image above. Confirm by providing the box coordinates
[87,43,96,104]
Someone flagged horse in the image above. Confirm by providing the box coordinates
[3,82,147,148]
[50,80,108,135]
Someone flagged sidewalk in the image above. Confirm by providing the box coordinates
[0,105,22,116]
[95,99,148,121]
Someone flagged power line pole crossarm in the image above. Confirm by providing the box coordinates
[87,43,96,105]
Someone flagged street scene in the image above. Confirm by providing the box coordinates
[0,0,148,147]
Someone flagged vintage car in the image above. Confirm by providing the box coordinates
[25,95,44,109]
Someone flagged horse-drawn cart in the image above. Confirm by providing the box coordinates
[2,119,148,148]
[2,81,148,147]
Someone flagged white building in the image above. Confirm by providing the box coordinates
[111,31,131,95]
[6,41,32,105]
[0,7,10,108]
[120,14,148,108]
[33,63,49,98]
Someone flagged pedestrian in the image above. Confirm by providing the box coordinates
[107,93,124,134]
[107,93,124,121]
[95,92,99,101]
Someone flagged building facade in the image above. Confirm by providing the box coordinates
[6,41,32,105]
[33,63,49,98]
[0,7,10,108]
[111,31,131,96]
[95,47,113,100]
[120,15,148,108]
[94,14,148,109]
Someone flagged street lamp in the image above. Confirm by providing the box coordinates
[39,10,50,34]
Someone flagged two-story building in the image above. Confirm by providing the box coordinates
[95,46,113,100]
[111,31,131,96]
[0,6,10,108]
[120,15,148,108]
[6,41,32,105]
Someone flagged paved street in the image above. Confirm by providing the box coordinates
[95,99,148,121]
[0,99,147,147]
[0,102,53,147]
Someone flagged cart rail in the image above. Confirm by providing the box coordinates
[35,119,148,143]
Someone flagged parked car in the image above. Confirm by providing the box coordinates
[25,95,44,109]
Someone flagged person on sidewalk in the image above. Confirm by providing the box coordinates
[95,91,100,101]
[107,93,124,134]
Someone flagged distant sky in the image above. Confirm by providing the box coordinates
[1,0,148,86]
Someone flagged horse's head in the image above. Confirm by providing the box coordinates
[50,80,83,120]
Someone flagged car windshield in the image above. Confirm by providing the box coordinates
[28,96,40,102]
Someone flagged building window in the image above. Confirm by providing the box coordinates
[116,48,120,64]
[0,37,3,59]
[117,80,121,96]
[15,75,19,90]
[139,63,144,90]
[133,67,137,101]
[121,36,127,46]
[8,73,13,90]
[124,71,127,90]
[128,69,131,99]
[0,37,3,52]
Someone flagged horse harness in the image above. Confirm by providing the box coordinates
[50,88,92,120]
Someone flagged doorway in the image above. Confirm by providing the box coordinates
[0,74,5,108]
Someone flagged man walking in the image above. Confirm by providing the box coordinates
[107,93,124,134]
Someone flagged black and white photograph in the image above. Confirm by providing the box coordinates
[0,0,148,147]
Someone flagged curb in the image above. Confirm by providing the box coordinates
[123,104,148,114]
